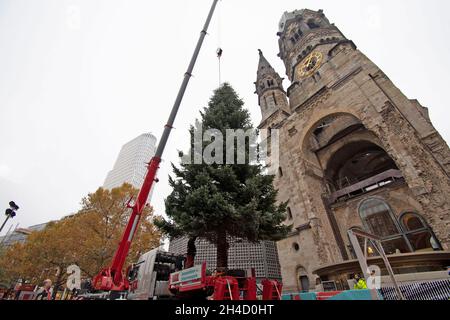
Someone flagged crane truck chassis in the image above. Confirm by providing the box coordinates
[125,249,283,301]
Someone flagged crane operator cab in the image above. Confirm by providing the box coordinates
[127,248,185,300]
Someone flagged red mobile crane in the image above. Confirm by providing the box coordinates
[91,0,220,295]
[91,0,283,300]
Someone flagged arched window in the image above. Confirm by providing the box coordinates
[359,198,411,254]
[352,199,442,256]
[307,19,320,29]
[400,212,441,252]
[290,29,303,44]
[296,266,310,292]
[359,198,399,237]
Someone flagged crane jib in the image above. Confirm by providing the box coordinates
[92,0,221,292]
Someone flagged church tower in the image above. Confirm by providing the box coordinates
[255,49,290,129]
[257,9,450,292]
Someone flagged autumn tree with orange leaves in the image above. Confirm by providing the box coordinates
[0,184,161,291]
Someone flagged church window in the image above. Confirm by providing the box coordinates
[352,201,442,255]
[400,212,441,251]
[279,166,284,177]
[287,206,292,220]
[290,30,303,44]
[272,92,278,105]
[296,30,303,39]
[267,79,275,87]
[359,199,399,238]
[358,198,411,254]
[307,19,320,29]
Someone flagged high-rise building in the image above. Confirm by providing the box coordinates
[104,133,157,190]
[256,9,450,292]
[169,237,282,282]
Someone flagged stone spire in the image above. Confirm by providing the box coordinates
[255,49,284,96]
[257,49,276,77]
[254,50,290,126]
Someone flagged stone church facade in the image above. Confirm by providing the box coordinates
[255,9,450,292]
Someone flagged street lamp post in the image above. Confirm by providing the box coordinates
[0,201,20,233]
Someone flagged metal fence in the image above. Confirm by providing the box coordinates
[378,280,450,301]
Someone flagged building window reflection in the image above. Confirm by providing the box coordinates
[400,212,442,252]
[354,198,442,256]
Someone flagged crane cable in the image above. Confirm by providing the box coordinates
[216,0,223,87]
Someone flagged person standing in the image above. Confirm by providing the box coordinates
[35,279,53,300]
[353,274,367,290]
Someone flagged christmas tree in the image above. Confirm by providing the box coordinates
[156,84,290,270]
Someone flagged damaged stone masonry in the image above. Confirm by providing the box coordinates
[255,9,450,292]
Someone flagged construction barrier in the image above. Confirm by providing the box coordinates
[281,292,317,300]
[378,279,450,301]
[328,290,382,300]
[281,290,380,301]
[282,280,450,301]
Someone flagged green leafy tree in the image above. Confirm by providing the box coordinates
[156,84,290,270]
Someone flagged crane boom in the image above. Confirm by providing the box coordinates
[92,0,220,292]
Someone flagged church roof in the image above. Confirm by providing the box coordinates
[256,49,279,81]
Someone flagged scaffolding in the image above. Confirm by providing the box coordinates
[347,228,405,300]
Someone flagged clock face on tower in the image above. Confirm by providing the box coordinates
[296,51,323,79]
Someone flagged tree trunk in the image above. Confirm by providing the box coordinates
[216,230,229,272]
[185,237,197,269]
[52,267,63,300]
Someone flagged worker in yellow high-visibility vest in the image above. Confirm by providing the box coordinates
[353,274,367,290]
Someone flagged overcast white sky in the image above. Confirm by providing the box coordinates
[1,0,449,235]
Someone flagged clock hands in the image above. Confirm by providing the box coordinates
[297,52,323,78]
